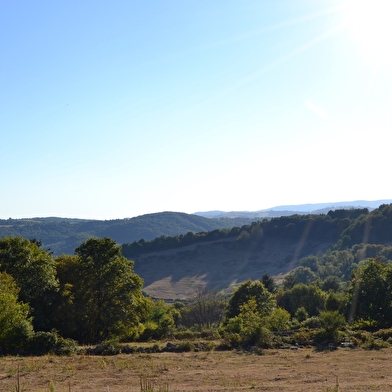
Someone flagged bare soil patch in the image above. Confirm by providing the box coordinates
[1,347,392,391]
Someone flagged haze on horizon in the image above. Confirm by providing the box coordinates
[1,1,391,220]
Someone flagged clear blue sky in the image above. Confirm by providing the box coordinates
[1,0,391,219]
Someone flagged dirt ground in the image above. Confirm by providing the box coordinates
[1,347,392,392]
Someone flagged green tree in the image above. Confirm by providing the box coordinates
[226,280,275,319]
[0,272,33,353]
[0,237,59,330]
[282,273,296,290]
[71,238,149,343]
[277,284,326,317]
[293,266,317,285]
[348,259,392,328]
[223,298,273,347]
[321,276,341,292]
[49,254,82,339]
[261,273,277,293]
[266,307,291,331]
[140,299,179,340]
[299,255,319,272]
[325,291,347,313]
[319,310,345,340]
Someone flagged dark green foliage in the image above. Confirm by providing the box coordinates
[292,266,317,285]
[226,280,275,319]
[139,299,179,340]
[0,272,33,354]
[325,291,347,313]
[295,307,308,322]
[49,238,149,343]
[335,204,392,249]
[347,259,392,328]
[0,237,59,330]
[282,273,296,290]
[318,310,346,340]
[28,331,58,355]
[0,214,253,255]
[72,237,149,343]
[277,284,326,317]
[261,273,277,293]
[321,276,341,292]
[299,255,319,272]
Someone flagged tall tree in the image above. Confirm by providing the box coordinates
[0,237,59,330]
[348,259,392,328]
[261,274,277,294]
[74,237,148,343]
[226,280,275,320]
[0,272,33,353]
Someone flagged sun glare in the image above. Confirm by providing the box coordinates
[343,0,392,66]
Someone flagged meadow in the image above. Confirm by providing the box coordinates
[1,347,392,391]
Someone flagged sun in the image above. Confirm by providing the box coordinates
[343,0,392,66]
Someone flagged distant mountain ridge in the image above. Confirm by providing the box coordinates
[0,212,254,255]
[1,200,391,256]
[195,199,392,219]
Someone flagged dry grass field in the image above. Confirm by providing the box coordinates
[1,347,392,392]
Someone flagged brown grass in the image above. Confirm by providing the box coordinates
[1,347,392,391]
[137,238,333,300]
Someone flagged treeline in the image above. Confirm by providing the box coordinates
[0,213,254,255]
[122,207,371,258]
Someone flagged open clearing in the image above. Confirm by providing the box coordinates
[1,347,392,391]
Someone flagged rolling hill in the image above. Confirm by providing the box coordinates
[2,200,392,300]
[0,212,254,255]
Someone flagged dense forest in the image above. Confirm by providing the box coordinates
[1,204,392,355]
[0,213,255,255]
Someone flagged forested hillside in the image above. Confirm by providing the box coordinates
[123,205,392,299]
[0,213,253,255]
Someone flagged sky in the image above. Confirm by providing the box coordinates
[1,0,391,220]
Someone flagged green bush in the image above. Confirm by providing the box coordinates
[302,316,321,329]
[54,336,77,355]
[29,331,58,355]
[351,318,377,331]
[373,328,392,341]
[292,330,313,346]
[362,336,389,350]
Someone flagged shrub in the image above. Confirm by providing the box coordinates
[351,318,377,331]
[54,336,77,355]
[86,340,122,355]
[362,336,389,350]
[178,341,195,352]
[292,330,313,346]
[373,328,392,341]
[29,331,58,355]
[302,316,321,329]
